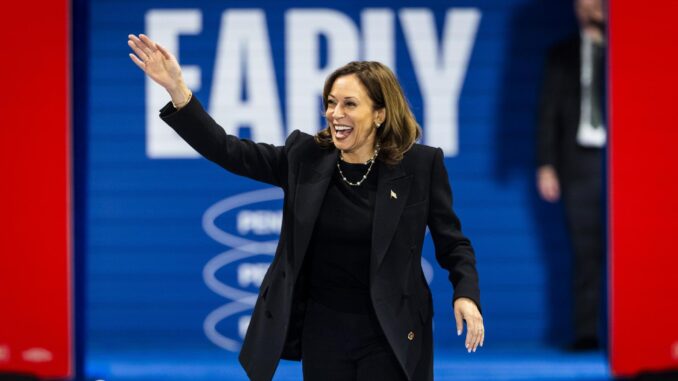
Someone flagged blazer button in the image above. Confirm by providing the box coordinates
[265,310,273,319]
[407,331,415,341]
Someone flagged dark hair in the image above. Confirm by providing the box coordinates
[314,61,421,165]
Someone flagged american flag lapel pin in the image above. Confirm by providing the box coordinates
[390,190,397,200]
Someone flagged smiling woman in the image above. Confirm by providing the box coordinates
[325,73,382,162]
[316,62,421,165]
[128,33,484,381]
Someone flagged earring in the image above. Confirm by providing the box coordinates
[375,122,381,128]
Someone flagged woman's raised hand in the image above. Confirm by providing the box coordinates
[128,34,191,106]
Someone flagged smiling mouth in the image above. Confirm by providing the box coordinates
[334,125,354,139]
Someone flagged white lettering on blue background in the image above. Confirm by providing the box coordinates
[211,10,285,145]
[286,9,360,135]
[237,210,283,235]
[237,263,270,288]
[144,8,480,156]
[401,8,480,155]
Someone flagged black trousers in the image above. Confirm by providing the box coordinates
[301,299,408,381]
[563,175,604,341]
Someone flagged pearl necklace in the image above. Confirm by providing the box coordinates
[336,146,380,187]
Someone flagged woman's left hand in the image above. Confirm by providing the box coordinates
[453,297,484,353]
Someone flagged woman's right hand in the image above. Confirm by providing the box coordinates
[128,34,191,106]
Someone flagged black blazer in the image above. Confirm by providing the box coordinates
[161,97,481,381]
[537,35,605,183]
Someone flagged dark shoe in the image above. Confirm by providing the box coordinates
[567,337,600,352]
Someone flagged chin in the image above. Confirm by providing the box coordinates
[333,140,353,152]
[331,136,348,151]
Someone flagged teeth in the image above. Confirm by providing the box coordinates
[335,125,353,131]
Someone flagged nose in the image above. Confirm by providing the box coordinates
[332,104,345,121]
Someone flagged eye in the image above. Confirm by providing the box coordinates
[345,101,356,108]
[327,99,336,106]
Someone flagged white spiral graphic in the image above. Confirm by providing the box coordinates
[202,188,283,251]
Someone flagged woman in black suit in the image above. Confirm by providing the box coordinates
[128,33,484,381]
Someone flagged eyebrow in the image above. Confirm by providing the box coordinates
[328,95,359,101]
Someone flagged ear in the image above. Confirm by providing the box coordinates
[374,108,386,126]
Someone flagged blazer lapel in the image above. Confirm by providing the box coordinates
[371,161,412,278]
[292,149,337,274]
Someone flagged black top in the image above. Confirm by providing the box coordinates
[306,159,378,314]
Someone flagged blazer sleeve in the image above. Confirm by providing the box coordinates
[537,47,563,168]
[160,96,298,189]
[427,148,481,311]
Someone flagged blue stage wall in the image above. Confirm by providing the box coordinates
[85,0,579,355]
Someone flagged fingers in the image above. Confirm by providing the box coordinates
[128,53,145,71]
[481,327,485,347]
[540,176,560,201]
[538,181,553,201]
[128,34,155,59]
[156,43,172,60]
[127,38,149,61]
[550,181,560,200]
[537,167,560,202]
[453,307,463,337]
[465,316,484,353]
[139,34,158,53]
[545,183,560,202]
[455,298,484,353]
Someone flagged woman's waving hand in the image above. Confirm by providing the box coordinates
[128,34,191,108]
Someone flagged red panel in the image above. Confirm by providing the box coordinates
[0,0,73,379]
[609,0,678,377]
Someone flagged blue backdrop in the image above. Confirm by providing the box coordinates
[85,0,579,359]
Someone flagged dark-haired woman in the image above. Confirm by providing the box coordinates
[128,33,484,381]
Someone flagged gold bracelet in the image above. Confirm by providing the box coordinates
[172,91,193,110]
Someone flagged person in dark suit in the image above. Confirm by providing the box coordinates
[536,0,606,351]
[128,33,484,381]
